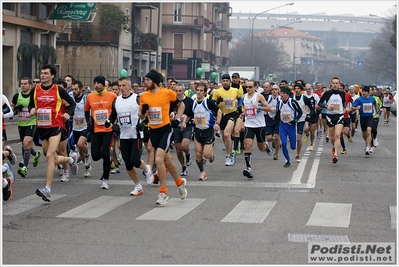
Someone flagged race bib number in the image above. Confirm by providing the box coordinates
[223,98,234,110]
[281,113,292,123]
[73,115,86,128]
[94,109,108,125]
[244,107,256,119]
[331,103,340,111]
[118,112,132,127]
[194,114,206,129]
[148,107,162,125]
[363,103,373,113]
[19,107,30,121]
[37,108,52,126]
[268,107,276,118]
[305,106,310,114]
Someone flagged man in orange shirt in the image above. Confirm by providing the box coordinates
[138,69,187,205]
[84,75,117,189]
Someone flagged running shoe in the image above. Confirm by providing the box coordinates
[3,162,15,184]
[295,156,300,163]
[180,168,188,176]
[373,139,379,147]
[243,168,253,179]
[61,171,70,182]
[202,156,207,166]
[36,187,51,202]
[186,152,192,166]
[3,177,12,201]
[209,154,215,163]
[177,178,187,199]
[18,166,27,178]
[101,179,109,189]
[153,172,159,184]
[325,136,329,143]
[348,133,353,142]
[284,161,291,168]
[225,156,230,166]
[236,146,241,155]
[156,193,170,205]
[69,152,79,175]
[198,172,207,181]
[32,150,42,167]
[304,134,309,143]
[144,165,154,184]
[365,147,370,155]
[309,145,314,151]
[130,184,143,196]
[5,146,16,165]
[341,149,347,154]
[231,151,237,165]
[117,154,123,165]
[84,165,93,178]
[332,154,338,164]
[110,167,120,174]
[265,145,272,156]
[371,146,376,153]
[273,153,279,160]
[58,165,64,176]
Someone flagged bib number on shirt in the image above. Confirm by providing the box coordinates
[281,113,292,123]
[94,109,108,125]
[37,108,52,126]
[118,112,132,127]
[148,107,162,125]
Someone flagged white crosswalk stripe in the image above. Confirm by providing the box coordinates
[307,202,352,227]
[221,200,277,223]
[2,194,67,216]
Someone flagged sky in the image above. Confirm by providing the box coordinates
[229,1,397,17]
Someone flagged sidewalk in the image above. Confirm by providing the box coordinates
[4,119,21,144]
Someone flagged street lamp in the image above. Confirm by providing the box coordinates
[369,13,391,22]
[364,27,379,34]
[250,2,294,65]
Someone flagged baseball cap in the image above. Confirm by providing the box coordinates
[231,72,240,78]
[349,85,355,89]
[221,74,231,80]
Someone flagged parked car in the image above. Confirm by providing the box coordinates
[390,91,397,116]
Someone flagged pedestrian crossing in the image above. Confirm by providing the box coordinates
[3,194,395,233]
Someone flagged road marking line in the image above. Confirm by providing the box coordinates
[389,205,396,230]
[57,196,132,218]
[307,202,352,227]
[288,233,350,243]
[136,198,205,221]
[3,194,67,215]
[221,200,277,223]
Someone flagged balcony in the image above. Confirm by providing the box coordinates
[134,33,160,52]
[162,14,210,29]
[162,48,216,63]
[57,26,120,46]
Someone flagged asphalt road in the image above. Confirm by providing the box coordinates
[2,117,397,265]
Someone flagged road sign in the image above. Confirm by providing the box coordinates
[49,3,97,20]
[305,59,312,65]
[357,60,364,66]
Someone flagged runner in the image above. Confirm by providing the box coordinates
[264,84,281,160]
[184,82,221,181]
[276,87,302,167]
[352,86,379,155]
[84,75,117,189]
[138,69,187,205]
[105,76,153,195]
[240,80,271,178]
[11,77,42,178]
[318,77,346,164]
[303,83,320,151]
[29,64,78,202]
[212,74,243,166]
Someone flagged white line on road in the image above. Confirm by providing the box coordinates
[221,200,277,223]
[3,194,67,215]
[57,196,132,218]
[307,202,352,228]
[136,198,205,221]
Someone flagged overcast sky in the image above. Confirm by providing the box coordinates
[229,1,397,17]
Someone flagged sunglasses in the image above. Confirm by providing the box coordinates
[33,81,40,83]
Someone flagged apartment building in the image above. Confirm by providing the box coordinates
[2,3,60,100]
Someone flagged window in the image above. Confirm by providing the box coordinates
[174,3,183,22]
[21,3,35,16]
[40,34,49,46]
[20,30,33,78]
[174,33,183,58]
[2,3,12,10]
[40,4,51,20]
